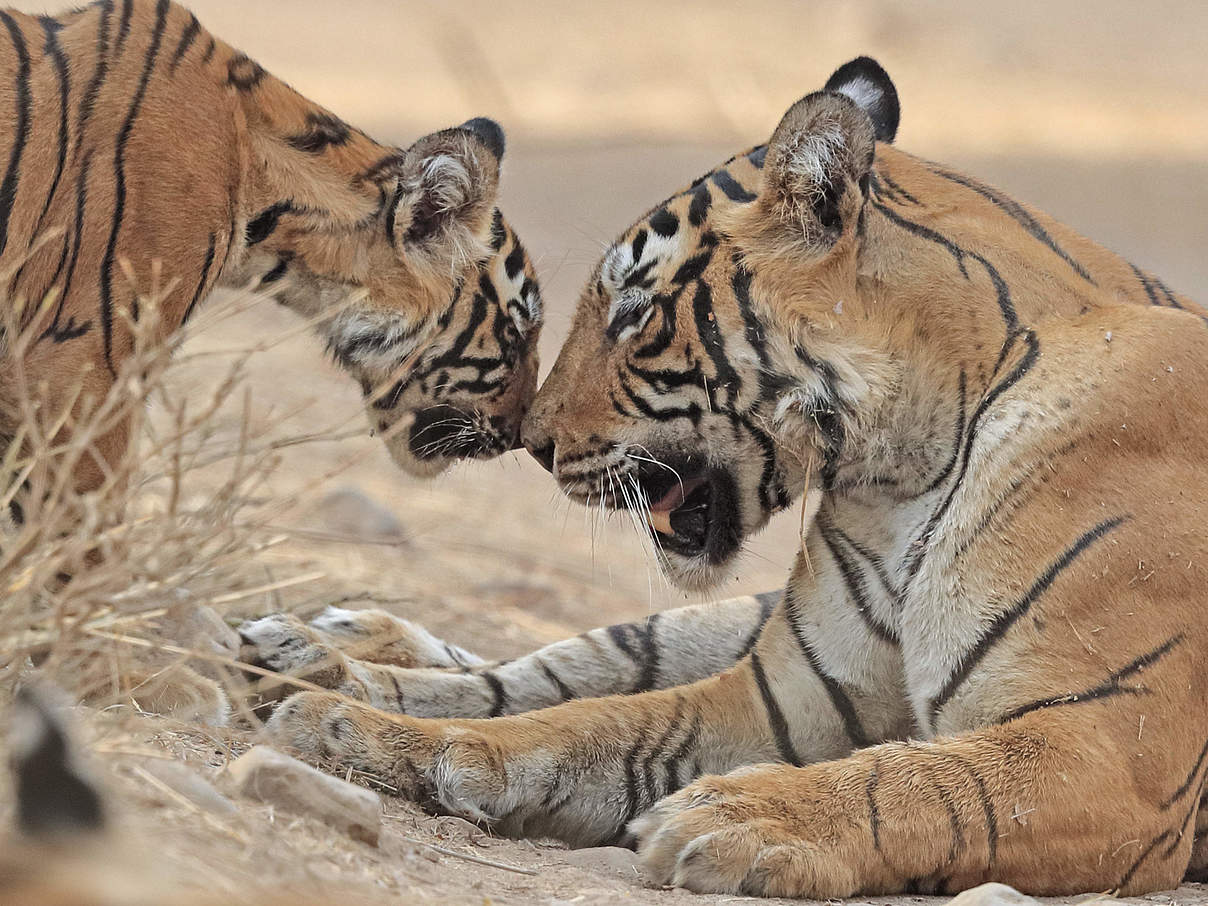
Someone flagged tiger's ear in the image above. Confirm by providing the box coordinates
[756,58,897,248]
[390,117,505,255]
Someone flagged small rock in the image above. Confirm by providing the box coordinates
[139,759,236,816]
[305,486,407,544]
[562,846,643,878]
[946,882,1041,906]
[222,746,381,845]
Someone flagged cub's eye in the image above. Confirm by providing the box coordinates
[606,290,653,342]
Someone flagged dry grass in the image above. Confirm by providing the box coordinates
[0,268,327,719]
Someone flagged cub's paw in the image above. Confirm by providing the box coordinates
[266,692,511,823]
[238,614,359,702]
[632,768,858,898]
[308,606,483,669]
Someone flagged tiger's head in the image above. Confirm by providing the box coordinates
[351,206,542,478]
[524,59,907,589]
[238,116,542,477]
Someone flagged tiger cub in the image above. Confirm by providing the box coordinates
[258,57,1208,899]
[0,0,542,502]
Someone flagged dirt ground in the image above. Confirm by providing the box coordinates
[4,0,1208,903]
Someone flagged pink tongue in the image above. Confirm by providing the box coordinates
[649,477,705,513]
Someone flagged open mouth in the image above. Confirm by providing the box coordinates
[631,455,741,563]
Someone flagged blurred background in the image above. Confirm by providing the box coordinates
[13,0,1207,659]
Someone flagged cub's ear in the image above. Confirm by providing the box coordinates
[823,56,900,143]
[390,117,505,254]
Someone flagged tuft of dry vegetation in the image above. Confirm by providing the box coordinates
[0,272,318,723]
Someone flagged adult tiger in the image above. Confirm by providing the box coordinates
[261,58,1208,897]
[0,0,542,503]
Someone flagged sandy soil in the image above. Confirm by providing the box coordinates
[4,1,1208,903]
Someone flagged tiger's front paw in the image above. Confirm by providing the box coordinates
[632,767,859,898]
[266,692,512,824]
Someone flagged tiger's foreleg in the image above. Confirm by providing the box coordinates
[633,701,1207,897]
[241,592,779,718]
[264,600,905,847]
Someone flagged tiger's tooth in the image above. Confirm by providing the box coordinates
[648,509,674,536]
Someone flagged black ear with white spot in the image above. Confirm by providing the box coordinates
[390,118,505,250]
[823,56,900,143]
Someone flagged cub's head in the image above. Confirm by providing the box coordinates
[524,59,902,589]
[243,117,542,477]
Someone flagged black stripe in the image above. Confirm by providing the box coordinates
[866,758,882,851]
[257,253,291,287]
[904,330,1040,587]
[1162,791,1203,859]
[246,201,291,246]
[481,671,507,717]
[99,0,170,372]
[603,616,661,693]
[1161,736,1208,811]
[999,634,1183,725]
[181,233,218,324]
[711,169,756,203]
[169,13,200,74]
[200,36,215,64]
[30,17,70,241]
[536,659,575,702]
[737,591,779,659]
[783,590,869,748]
[640,696,685,810]
[388,673,405,713]
[611,725,652,845]
[41,150,94,342]
[931,166,1094,284]
[930,515,1127,721]
[749,651,801,766]
[828,525,901,606]
[285,112,352,154]
[0,11,32,259]
[1131,263,1162,307]
[878,172,921,206]
[115,0,133,52]
[819,520,897,643]
[929,748,998,867]
[663,712,702,792]
[692,281,742,407]
[871,200,1020,334]
[1118,830,1173,891]
[75,1,113,158]
[920,370,967,495]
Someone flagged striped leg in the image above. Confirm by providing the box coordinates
[265,594,907,847]
[633,699,1207,897]
[240,592,780,718]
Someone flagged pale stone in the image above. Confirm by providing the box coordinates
[306,486,407,544]
[946,882,1042,906]
[139,759,236,816]
[223,745,380,845]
